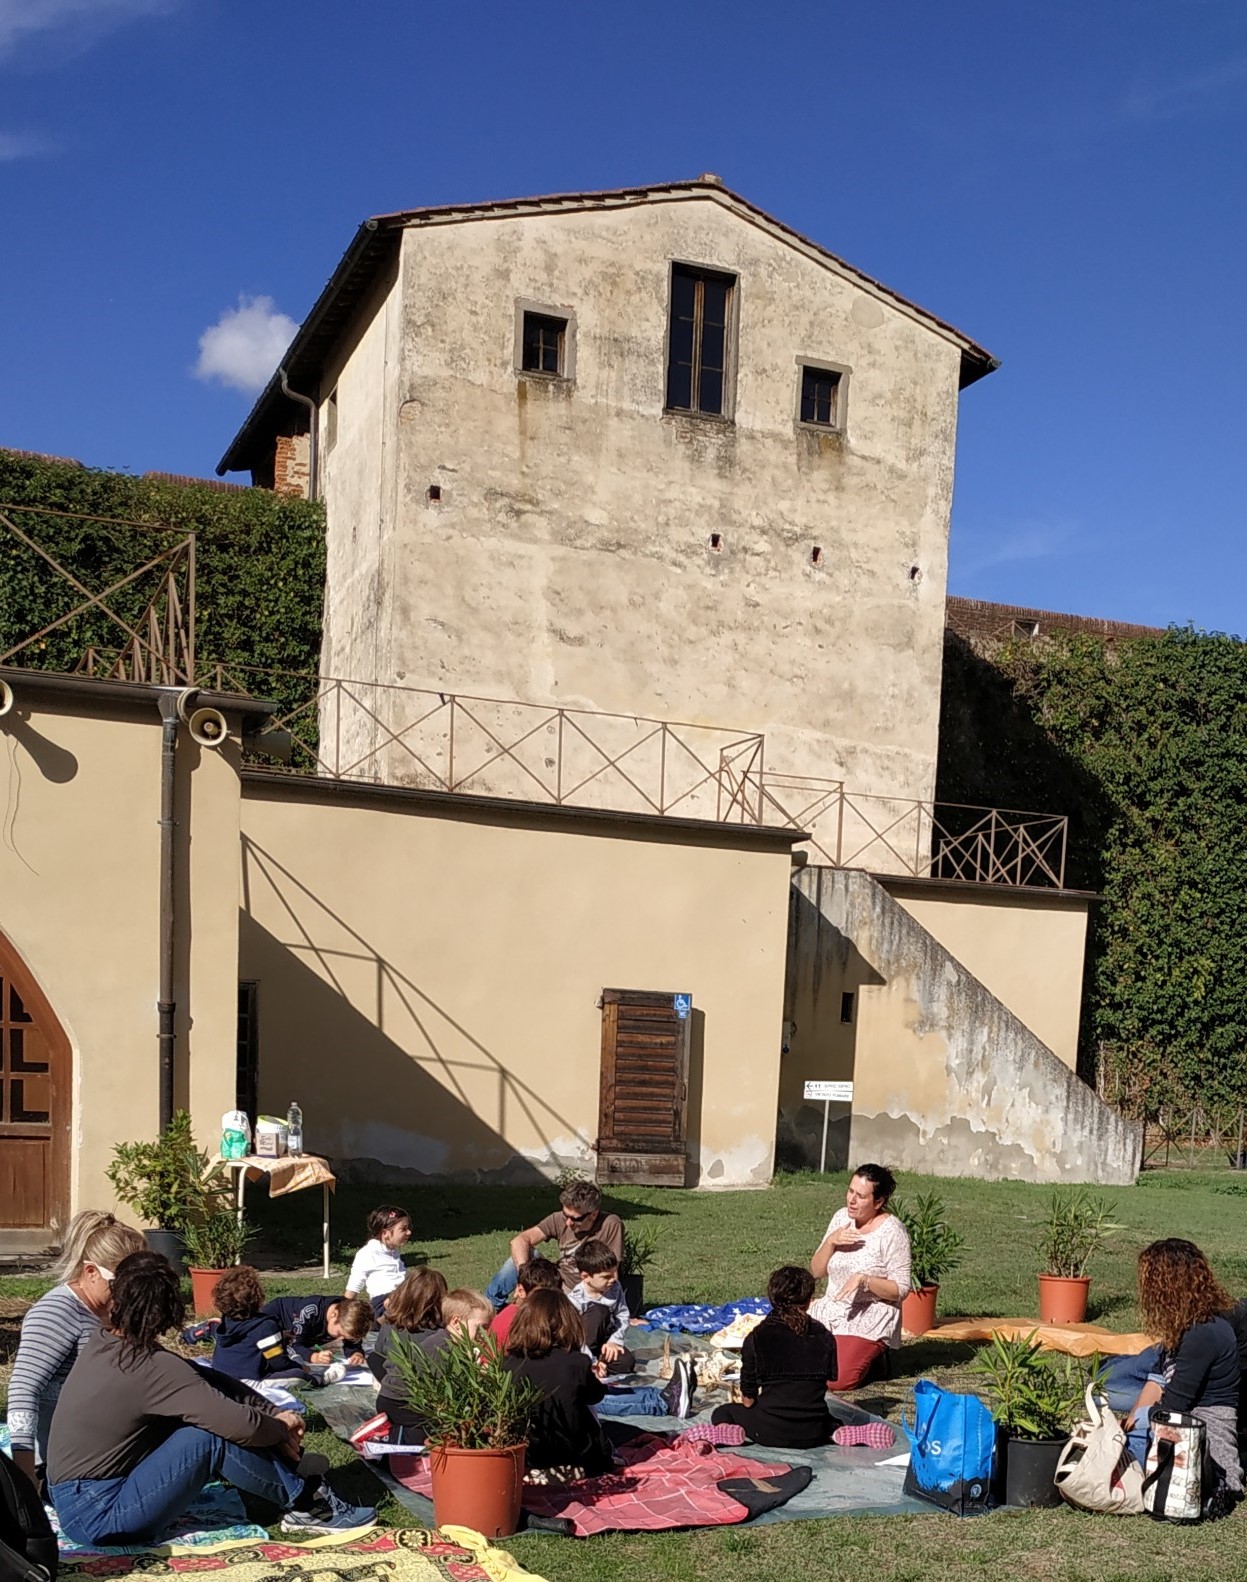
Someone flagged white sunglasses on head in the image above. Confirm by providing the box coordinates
[88,1264,116,1282]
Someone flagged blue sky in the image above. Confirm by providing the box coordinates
[1,0,1243,631]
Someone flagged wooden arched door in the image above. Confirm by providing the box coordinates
[0,932,70,1237]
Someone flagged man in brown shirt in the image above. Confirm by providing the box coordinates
[485,1179,624,1309]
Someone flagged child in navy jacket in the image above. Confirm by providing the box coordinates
[206,1268,372,1383]
[261,1294,372,1367]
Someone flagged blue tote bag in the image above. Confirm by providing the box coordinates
[902,1380,996,1516]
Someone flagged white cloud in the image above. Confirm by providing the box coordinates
[1123,56,1247,123]
[0,128,52,159]
[0,0,174,61]
[194,295,298,395]
[956,519,1075,578]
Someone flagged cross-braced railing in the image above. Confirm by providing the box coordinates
[198,663,767,825]
[751,773,1069,888]
[0,503,195,685]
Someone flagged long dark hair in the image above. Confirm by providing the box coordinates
[506,1289,585,1358]
[767,1265,815,1334]
[110,1250,185,1368]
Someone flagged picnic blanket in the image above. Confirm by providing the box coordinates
[59,1525,546,1579]
[925,1318,1155,1357]
[392,1432,812,1536]
[640,1299,770,1334]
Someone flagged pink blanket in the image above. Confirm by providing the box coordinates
[395,1433,803,1536]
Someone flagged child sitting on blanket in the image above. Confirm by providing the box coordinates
[367,1282,490,1446]
[709,1265,837,1449]
[567,1239,635,1375]
[491,1256,561,1347]
[503,1290,614,1481]
[345,1204,413,1318]
[207,1267,326,1390]
[262,1292,372,1369]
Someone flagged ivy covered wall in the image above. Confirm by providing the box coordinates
[0,454,325,706]
[939,626,1247,1113]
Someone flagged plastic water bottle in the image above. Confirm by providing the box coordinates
[286,1101,303,1157]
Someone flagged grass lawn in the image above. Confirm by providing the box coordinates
[4,1166,1247,1581]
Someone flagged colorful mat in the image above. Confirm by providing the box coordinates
[58,1525,546,1579]
[639,1299,770,1334]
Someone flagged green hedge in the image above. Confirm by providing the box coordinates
[0,453,325,720]
[939,626,1247,1112]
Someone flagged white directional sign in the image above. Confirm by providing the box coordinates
[803,1080,854,1102]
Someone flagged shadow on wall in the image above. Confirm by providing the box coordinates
[775,880,883,1173]
[240,837,600,1189]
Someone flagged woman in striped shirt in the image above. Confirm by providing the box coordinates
[8,1210,145,1488]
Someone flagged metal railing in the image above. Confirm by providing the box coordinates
[0,503,195,685]
[750,773,1069,887]
[198,663,768,825]
[1137,1106,1247,1171]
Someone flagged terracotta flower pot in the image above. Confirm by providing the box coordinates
[430,1443,527,1538]
[901,1284,940,1337]
[190,1267,228,1318]
[1037,1273,1090,1324]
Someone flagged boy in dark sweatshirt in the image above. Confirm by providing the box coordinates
[208,1268,371,1383]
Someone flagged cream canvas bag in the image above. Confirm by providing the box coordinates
[1054,1384,1145,1515]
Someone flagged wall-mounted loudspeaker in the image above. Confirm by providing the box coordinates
[186,706,228,748]
[0,680,13,718]
[175,687,228,748]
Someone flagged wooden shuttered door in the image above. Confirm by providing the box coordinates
[596,988,691,1187]
[0,930,70,1238]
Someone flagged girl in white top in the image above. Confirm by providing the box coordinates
[808,1163,911,1389]
[345,1204,412,1313]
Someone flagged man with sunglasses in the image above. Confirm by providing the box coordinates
[485,1180,623,1311]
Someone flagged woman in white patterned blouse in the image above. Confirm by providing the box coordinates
[808,1163,911,1391]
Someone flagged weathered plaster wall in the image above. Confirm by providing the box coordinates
[239,777,794,1186]
[779,866,1140,1183]
[319,191,969,844]
[880,879,1090,1069]
[316,257,403,775]
[0,691,244,1231]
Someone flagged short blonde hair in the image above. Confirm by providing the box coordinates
[52,1210,146,1284]
[442,1288,492,1326]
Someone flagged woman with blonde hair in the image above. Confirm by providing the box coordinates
[1124,1238,1243,1502]
[8,1209,146,1486]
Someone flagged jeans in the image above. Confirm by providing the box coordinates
[596,1385,668,1418]
[486,1258,519,1310]
[1101,1346,1163,1467]
[50,1426,305,1547]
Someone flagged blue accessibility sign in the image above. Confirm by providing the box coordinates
[673,993,691,1019]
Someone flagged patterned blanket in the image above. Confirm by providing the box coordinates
[58,1526,545,1579]
[392,1433,811,1537]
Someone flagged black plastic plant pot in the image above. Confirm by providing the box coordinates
[145,1228,186,1275]
[1003,1435,1065,1508]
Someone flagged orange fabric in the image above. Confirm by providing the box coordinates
[924,1317,1156,1357]
[219,1153,336,1198]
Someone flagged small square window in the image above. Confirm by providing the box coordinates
[800,366,842,428]
[521,312,567,376]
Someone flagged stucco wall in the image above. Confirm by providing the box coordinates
[0,688,244,1230]
[880,879,1090,1069]
[319,191,969,851]
[238,776,794,1186]
[779,865,1140,1184]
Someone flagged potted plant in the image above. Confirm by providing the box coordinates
[1036,1189,1120,1324]
[389,1327,540,1538]
[106,1110,214,1273]
[619,1225,658,1314]
[183,1211,255,1317]
[895,1191,964,1337]
[972,1330,1093,1508]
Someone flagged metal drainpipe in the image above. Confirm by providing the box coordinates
[279,368,318,501]
[156,690,193,1130]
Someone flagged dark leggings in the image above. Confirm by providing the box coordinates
[376,1392,429,1444]
[711,1400,832,1450]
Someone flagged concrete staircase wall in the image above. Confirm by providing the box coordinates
[780,866,1141,1184]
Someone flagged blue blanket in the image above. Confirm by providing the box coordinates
[639,1299,771,1334]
